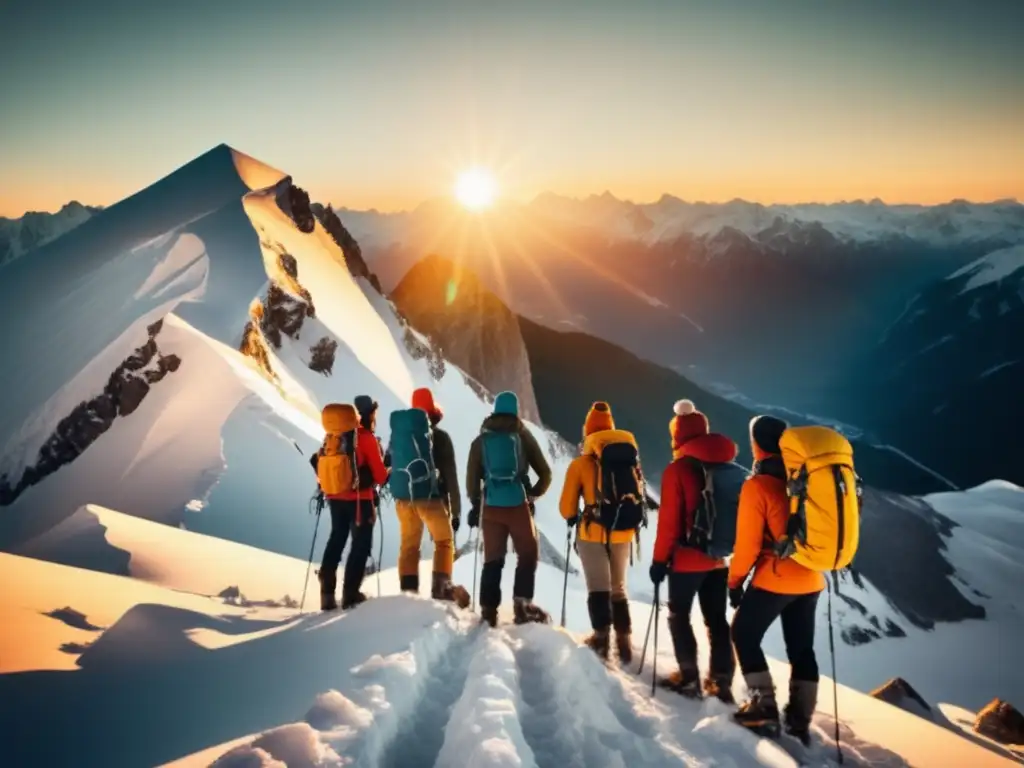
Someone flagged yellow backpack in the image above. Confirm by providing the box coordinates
[317,403,359,496]
[776,425,861,572]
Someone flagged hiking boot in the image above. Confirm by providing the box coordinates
[611,599,632,664]
[658,669,702,699]
[733,672,780,737]
[340,591,368,610]
[513,597,551,625]
[704,676,736,705]
[318,569,337,611]
[584,628,611,660]
[481,605,499,628]
[783,679,817,746]
[400,574,420,594]
[431,572,471,609]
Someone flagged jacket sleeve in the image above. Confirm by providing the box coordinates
[309,452,319,474]
[465,436,483,507]
[728,479,766,589]
[558,459,583,521]
[359,430,389,486]
[436,430,461,519]
[653,463,682,563]
[521,428,552,498]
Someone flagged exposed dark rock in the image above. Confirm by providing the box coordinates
[0,321,180,506]
[277,182,315,234]
[870,678,933,717]
[309,337,338,375]
[974,699,1024,745]
[312,203,382,293]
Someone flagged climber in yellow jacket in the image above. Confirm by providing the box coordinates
[559,401,645,663]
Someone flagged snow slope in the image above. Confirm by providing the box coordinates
[2,521,1016,768]
[946,244,1024,294]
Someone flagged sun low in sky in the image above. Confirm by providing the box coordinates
[454,168,497,211]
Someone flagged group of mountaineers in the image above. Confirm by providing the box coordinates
[310,387,860,745]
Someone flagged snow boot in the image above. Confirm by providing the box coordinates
[400,574,420,594]
[584,591,613,659]
[611,598,633,664]
[783,679,817,746]
[734,672,781,738]
[432,572,471,609]
[513,597,551,625]
[703,676,736,705]
[481,605,499,628]
[340,591,368,610]
[318,570,338,611]
[658,669,702,699]
[584,628,611,660]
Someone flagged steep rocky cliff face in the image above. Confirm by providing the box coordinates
[390,254,540,422]
[0,319,181,506]
[312,203,383,294]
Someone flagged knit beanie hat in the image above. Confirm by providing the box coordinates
[670,399,709,446]
[411,387,443,422]
[583,401,615,437]
[750,415,788,456]
[493,391,519,417]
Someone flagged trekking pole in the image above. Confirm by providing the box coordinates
[828,574,843,764]
[638,586,657,674]
[299,491,325,615]
[651,582,661,697]
[471,528,481,612]
[559,524,573,627]
[375,495,383,598]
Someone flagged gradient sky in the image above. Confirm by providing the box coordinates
[2,0,1022,216]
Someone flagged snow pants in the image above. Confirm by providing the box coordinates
[395,499,454,577]
[731,587,820,682]
[667,568,735,683]
[320,498,375,601]
[479,503,538,609]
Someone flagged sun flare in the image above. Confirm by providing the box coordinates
[454,167,497,211]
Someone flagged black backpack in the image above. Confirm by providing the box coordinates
[680,458,748,558]
[593,442,648,531]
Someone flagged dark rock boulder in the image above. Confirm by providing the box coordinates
[974,699,1024,745]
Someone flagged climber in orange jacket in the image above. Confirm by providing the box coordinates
[559,401,643,663]
[649,399,738,700]
[728,415,825,745]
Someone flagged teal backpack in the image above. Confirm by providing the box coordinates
[388,408,439,501]
[481,429,527,507]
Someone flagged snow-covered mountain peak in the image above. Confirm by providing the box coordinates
[946,244,1024,294]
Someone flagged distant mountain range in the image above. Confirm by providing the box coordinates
[0,201,101,264]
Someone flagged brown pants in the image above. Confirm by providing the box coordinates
[480,503,538,606]
[576,540,631,601]
[395,499,454,577]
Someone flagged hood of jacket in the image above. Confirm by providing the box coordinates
[672,432,737,464]
[582,428,637,457]
[481,413,521,434]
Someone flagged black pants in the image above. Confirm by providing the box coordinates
[320,499,375,600]
[731,587,819,682]
[667,568,734,680]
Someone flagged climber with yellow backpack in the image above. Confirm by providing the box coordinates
[310,397,390,611]
[728,415,861,746]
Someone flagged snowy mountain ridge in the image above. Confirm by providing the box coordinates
[1,144,1022,766]
[0,200,101,264]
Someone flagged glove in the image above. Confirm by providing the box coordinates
[729,585,745,610]
[649,561,669,585]
[468,504,481,529]
[528,498,536,516]
[451,515,461,534]
[567,513,579,528]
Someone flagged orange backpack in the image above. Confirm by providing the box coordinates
[317,403,359,495]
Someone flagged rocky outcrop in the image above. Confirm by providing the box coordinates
[276,182,315,234]
[401,326,446,382]
[312,203,383,294]
[974,699,1024,745]
[869,678,933,719]
[0,319,181,506]
[309,337,338,375]
[391,254,541,422]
